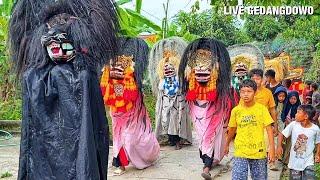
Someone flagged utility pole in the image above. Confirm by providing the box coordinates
[162,0,170,39]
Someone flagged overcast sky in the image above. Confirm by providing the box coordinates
[122,0,212,25]
[0,1,210,22]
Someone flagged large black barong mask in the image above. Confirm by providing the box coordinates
[9,0,119,179]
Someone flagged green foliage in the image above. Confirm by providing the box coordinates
[282,16,320,46]
[0,0,14,16]
[116,0,132,6]
[253,35,315,71]
[0,15,22,120]
[116,0,162,38]
[0,99,21,120]
[135,0,142,14]
[284,38,314,68]
[143,93,156,128]
[0,16,8,53]
[304,44,320,82]
[244,15,287,42]
[142,79,156,128]
[316,163,320,179]
[172,8,251,46]
[117,6,162,37]
[0,171,13,178]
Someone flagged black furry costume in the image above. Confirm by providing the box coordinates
[9,0,118,179]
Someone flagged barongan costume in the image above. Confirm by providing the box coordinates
[100,37,160,170]
[227,44,264,94]
[148,37,192,146]
[178,38,238,169]
[9,0,118,179]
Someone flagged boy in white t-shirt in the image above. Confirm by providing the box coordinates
[276,104,320,179]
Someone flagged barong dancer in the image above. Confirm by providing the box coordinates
[101,37,160,175]
[9,0,118,179]
[148,37,192,149]
[178,38,238,179]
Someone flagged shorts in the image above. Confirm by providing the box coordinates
[290,166,315,180]
[232,157,267,180]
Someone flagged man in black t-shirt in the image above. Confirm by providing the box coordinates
[265,69,284,95]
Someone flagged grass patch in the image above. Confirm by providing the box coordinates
[106,86,157,142]
[281,163,320,179]
[1,171,13,178]
[0,99,22,120]
[143,92,156,129]
[316,163,320,179]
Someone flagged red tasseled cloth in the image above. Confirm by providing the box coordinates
[119,147,129,166]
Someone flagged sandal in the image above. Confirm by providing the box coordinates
[175,142,182,150]
[269,163,279,171]
[201,172,212,180]
[113,167,125,176]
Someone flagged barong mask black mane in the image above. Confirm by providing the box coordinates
[41,14,76,63]
[188,49,218,85]
[9,0,119,75]
[179,38,236,106]
[100,37,149,113]
[109,54,135,80]
[9,0,119,179]
[114,37,149,91]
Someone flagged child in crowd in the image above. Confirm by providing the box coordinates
[248,68,278,170]
[281,90,301,166]
[306,91,313,105]
[311,83,320,124]
[274,86,288,132]
[225,79,275,180]
[277,104,320,179]
[272,86,288,170]
[302,81,313,104]
[281,91,301,126]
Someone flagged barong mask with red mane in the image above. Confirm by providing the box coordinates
[185,49,219,101]
[101,55,138,113]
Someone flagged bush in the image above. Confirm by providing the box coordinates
[0,171,13,178]
[282,16,320,47]
[244,15,287,42]
[142,79,156,129]
[304,44,320,82]
[0,98,21,120]
[0,16,22,120]
[316,163,320,179]
[172,8,251,46]
[284,38,315,68]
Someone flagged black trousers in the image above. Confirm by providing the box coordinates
[112,157,121,167]
[199,150,214,168]
[168,135,180,146]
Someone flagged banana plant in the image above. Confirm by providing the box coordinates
[0,0,14,16]
[116,0,199,44]
[116,0,162,37]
